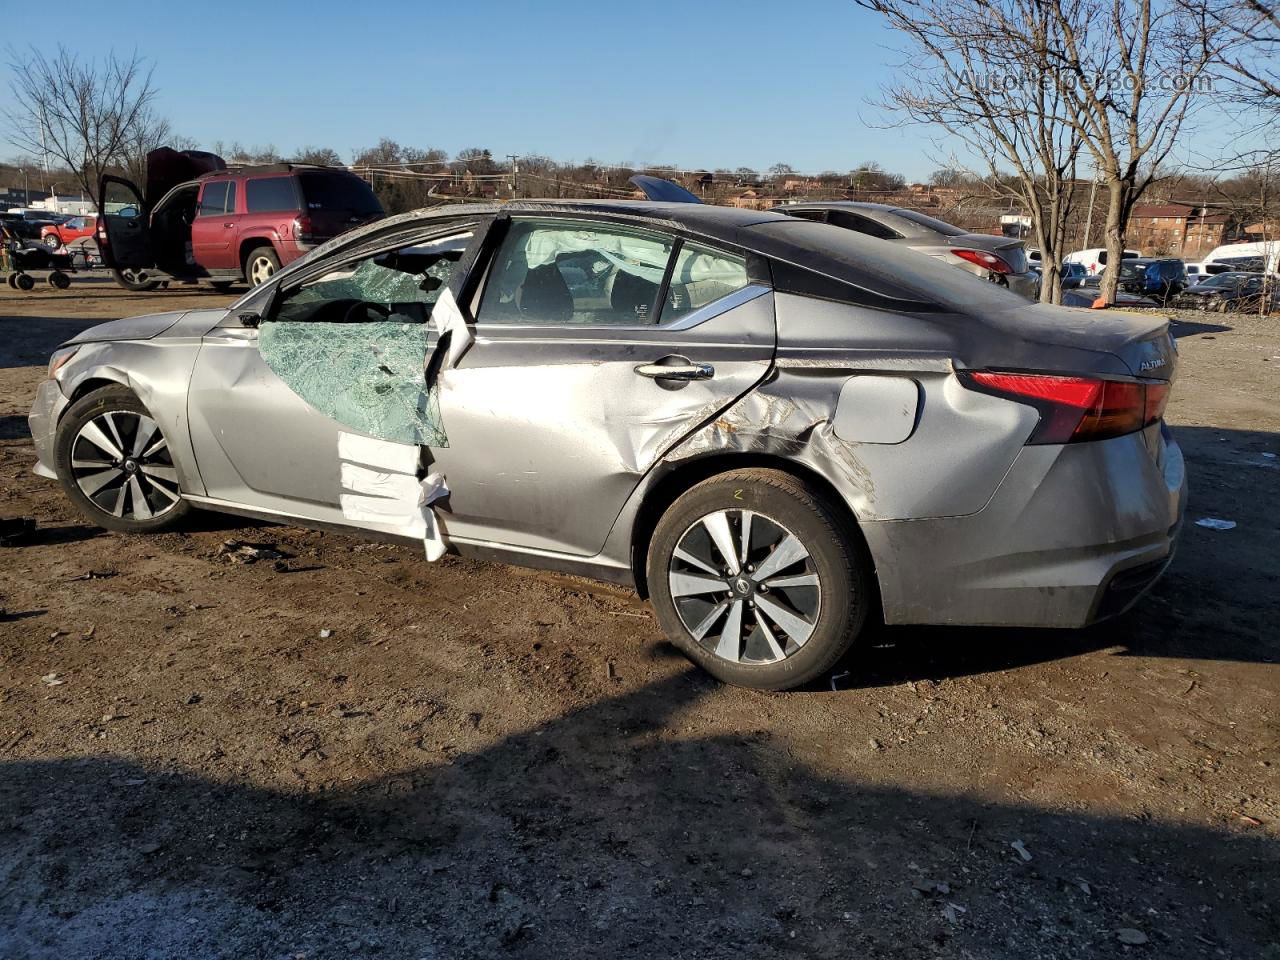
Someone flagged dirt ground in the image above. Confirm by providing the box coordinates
[0,278,1276,960]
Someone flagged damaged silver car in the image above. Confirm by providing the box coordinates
[29,201,1187,690]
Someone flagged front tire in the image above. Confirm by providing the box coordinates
[647,469,873,690]
[245,246,281,287]
[53,385,190,534]
[111,267,161,291]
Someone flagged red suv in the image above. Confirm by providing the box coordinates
[97,147,384,291]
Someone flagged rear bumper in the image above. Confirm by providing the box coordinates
[28,378,67,480]
[1005,272,1040,300]
[864,425,1187,628]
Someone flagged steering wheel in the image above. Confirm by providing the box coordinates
[342,300,390,324]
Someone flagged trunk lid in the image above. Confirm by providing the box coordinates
[951,233,1029,273]
[980,301,1177,382]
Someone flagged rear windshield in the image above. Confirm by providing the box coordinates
[750,218,1029,312]
[890,208,967,237]
[299,172,382,215]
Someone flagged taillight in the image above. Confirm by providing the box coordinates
[293,214,313,241]
[958,371,1169,444]
[952,248,1013,274]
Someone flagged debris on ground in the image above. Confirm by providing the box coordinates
[1195,518,1237,530]
[1116,928,1150,945]
[1010,839,1032,861]
[39,672,64,686]
[218,540,287,564]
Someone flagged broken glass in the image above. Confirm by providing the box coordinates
[258,320,447,446]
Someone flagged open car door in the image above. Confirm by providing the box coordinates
[96,176,153,271]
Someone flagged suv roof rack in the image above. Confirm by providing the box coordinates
[215,162,344,176]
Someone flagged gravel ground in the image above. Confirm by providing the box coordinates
[0,281,1277,960]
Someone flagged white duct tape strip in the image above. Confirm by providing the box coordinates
[418,473,450,562]
[337,431,420,474]
[431,287,474,369]
[337,432,451,562]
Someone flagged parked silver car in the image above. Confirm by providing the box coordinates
[29,201,1185,690]
[776,201,1040,300]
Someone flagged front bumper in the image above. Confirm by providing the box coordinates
[864,424,1187,628]
[28,378,69,479]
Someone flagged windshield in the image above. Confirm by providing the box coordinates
[1199,274,1242,288]
[298,172,383,215]
[890,208,967,237]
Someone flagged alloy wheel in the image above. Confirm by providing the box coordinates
[120,268,150,284]
[668,509,821,664]
[69,410,181,520]
[249,255,276,285]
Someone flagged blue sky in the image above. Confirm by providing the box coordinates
[0,0,1255,181]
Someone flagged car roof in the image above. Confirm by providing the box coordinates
[303,199,1027,316]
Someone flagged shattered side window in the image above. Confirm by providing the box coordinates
[256,233,472,447]
[477,220,674,326]
[662,242,750,321]
[259,320,446,446]
[273,233,470,325]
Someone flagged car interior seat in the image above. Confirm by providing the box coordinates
[517,262,574,323]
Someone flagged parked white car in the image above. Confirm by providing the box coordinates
[1064,247,1144,276]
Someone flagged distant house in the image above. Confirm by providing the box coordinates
[729,189,783,211]
[1127,203,1231,259]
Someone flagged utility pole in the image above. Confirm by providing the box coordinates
[506,154,520,196]
[1082,173,1099,248]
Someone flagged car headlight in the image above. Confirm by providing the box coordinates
[47,346,80,380]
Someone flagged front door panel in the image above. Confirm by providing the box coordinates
[97,176,152,270]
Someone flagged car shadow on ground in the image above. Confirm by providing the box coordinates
[1,670,1274,959]
[1168,318,1231,338]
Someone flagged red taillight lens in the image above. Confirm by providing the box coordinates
[293,214,313,241]
[952,248,1013,274]
[959,371,1169,444]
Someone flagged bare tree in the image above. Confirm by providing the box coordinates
[4,46,161,200]
[292,145,344,167]
[857,0,1088,303]
[1036,0,1228,301]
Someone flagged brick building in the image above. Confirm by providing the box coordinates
[1127,204,1232,259]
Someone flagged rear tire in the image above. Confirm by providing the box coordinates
[646,469,873,690]
[245,246,281,287]
[111,267,161,291]
[48,271,71,289]
[53,385,190,534]
[43,234,61,248]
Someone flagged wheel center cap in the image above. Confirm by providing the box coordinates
[123,460,137,473]
[733,576,753,596]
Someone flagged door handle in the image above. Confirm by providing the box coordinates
[634,360,714,381]
[224,222,234,228]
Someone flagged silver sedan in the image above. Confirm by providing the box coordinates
[29,200,1185,689]
[776,201,1041,300]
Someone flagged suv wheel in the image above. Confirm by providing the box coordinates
[245,246,281,286]
[53,385,189,533]
[111,268,161,292]
[647,469,873,690]
[43,234,61,248]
